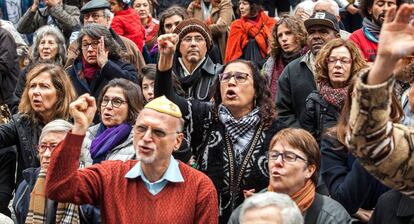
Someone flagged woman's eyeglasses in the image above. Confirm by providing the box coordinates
[101,97,127,108]
[267,150,307,163]
[81,40,101,50]
[37,143,58,153]
[219,72,250,84]
[327,56,352,65]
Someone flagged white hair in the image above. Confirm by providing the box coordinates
[293,0,316,16]
[314,0,340,16]
[239,192,304,224]
[39,119,73,142]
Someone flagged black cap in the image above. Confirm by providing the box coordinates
[80,0,110,14]
[304,12,340,33]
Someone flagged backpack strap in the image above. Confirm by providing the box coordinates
[304,193,324,224]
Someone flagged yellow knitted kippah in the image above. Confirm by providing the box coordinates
[144,96,182,118]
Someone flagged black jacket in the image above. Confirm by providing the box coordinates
[173,56,223,101]
[369,190,414,224]
[276,54,317,128]
[320,134,389,214]
[0,114,42,183]
[0,28,19,112]
[155,68,284,223]
[300,91,341,142]
[66,58,138,99]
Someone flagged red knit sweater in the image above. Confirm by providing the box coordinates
[45,133,218,224]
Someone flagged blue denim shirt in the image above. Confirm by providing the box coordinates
[124,156,184,195]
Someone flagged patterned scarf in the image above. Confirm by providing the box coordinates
[319,79,348,110]
[90,123,132,160]
[26,169,80,224]
[268,179,316,214]
[218,104,260,144]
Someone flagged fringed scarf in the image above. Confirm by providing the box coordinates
[90,123,132,160]
[319,79,348,110]
[26,169,80,224]
[268,179,316,214]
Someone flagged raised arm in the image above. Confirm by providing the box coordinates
[45,94,103,205]
[346,4,414,197]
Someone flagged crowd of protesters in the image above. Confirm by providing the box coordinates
[0,0,414,223]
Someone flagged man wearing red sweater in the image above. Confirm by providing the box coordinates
[45,94,218,223]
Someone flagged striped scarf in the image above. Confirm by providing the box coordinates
[26,169,80,224]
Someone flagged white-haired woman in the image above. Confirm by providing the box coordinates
[15,25,67,99]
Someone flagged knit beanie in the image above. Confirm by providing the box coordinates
[173,18,213,50]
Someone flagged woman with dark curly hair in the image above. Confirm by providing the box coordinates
[263,15,307,101]
[66,24,138,101]
[155,33,284,223]
[300,38,367,142]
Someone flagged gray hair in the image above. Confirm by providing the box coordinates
[293,0,315,17]
[32,25,67,65]
[239,192,304,224]
[103,9,114,21]
[39,119,73,142]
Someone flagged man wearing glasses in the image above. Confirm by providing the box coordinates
[45,94,218,223]
[172,18,223,101]
[66,0,145,72]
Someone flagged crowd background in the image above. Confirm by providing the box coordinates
[0,0,413,223]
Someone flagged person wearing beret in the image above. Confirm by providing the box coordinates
[45,95,218,223]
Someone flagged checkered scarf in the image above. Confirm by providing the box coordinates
[218,104,260,144]
[26,169,80,224]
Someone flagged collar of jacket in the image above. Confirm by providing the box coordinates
[22,167,40,187]
[397,194,414,217]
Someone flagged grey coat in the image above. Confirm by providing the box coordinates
[80,124,136,167]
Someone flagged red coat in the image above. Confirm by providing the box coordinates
[349,28,378,62]
[111,8,145,51]
[225,10,275,63]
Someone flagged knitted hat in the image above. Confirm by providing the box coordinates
[173,18,213,50]
[144,96,182,118]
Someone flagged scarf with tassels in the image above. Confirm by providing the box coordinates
[319,79,348,110]
[26,169,80,224]
[268,179,316,214]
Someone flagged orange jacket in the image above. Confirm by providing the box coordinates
[225,10,275,63]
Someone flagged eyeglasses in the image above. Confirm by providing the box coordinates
[81,40,101,50]
[181,35,205,44]
[267,150,307,163]
[37,143,58,153]
[84,13,105,20]
[219,72,250,83]
[327,56,352,65]
[101,97,127,108]
[135,124,180,138]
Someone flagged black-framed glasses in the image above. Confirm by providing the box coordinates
[135,124,180,138]
[219,72,250,84]
[37,143,58,153]
[327,56,352,65]
[81,40,100,50]
[101,97,127,108]
[267,150,307,163]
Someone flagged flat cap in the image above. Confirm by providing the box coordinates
[80,0,110,13]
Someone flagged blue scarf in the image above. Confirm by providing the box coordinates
[90,123,132,161]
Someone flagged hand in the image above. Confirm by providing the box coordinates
[346,4,359,14]
[97,36,109,68]
[157,33,179,56]
[44,0,60,7]
[70,94,96,135]
[157,33,179,71]
[377,4,414,62]
[368,4,414,85]
[31,0,39,12]
[354,208,373,223]
[243,189,255,198]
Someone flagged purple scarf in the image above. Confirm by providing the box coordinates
[90,123,132,159]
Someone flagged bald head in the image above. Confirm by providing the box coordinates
[314,0,340,19]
